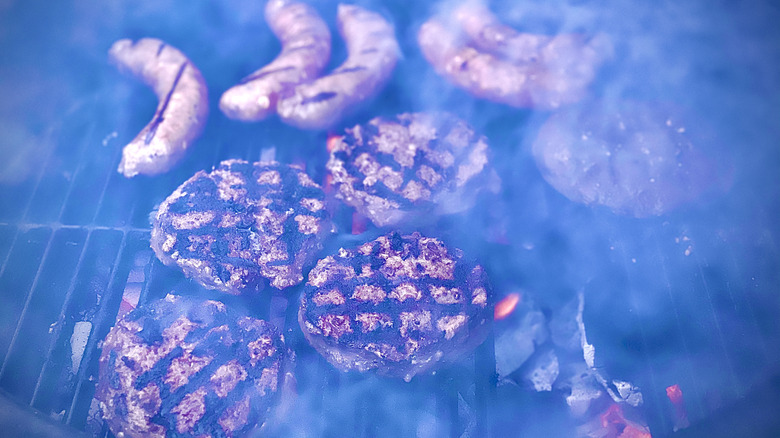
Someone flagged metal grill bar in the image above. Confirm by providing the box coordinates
[614,239,667,434]
[30,230,93,408]
[692,248,741,398]
[0,223,149,232]
[0,229,57,378]
[65,229,129,426]
[724,249,771,361]
[21,104,134,416]
[0,110,79,264]
[651,232,705,417]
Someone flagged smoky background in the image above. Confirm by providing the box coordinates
[0,0,779,436]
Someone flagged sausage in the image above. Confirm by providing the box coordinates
[109,38,208,177]
[276,4,400,130]
[452,1,551,63]
[417,8,611,110]
[219,0,331,122]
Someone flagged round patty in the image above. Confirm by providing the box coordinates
[326,112,500,227]
[531,100,717,217]
[151,159,331,294]
[299,232,492,381]
[96,295,290,438]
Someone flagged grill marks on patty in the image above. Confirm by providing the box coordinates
[299,232,491,379]
[327,112,498,227]
[96,296,288,437]
[151,159,330,294]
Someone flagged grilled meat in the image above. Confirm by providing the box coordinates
[96,295,290,437]
[220,0,331,121]
[151,159,331,294]
[417,5,611,110]
[532,100,719,217]
[276,4,400,130]
[109,38,208,177]
[326,112,499,227]
[299,232,492,381]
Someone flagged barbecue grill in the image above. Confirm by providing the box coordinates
[1,0,778,436]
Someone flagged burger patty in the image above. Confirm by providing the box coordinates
[298,232,492,381]
[96,295,290,437]
[326,112,500,227]
[531,100,719,217]
[151,159,331,294]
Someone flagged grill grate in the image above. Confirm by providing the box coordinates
[1,95,779,437]
[1,0,779,436]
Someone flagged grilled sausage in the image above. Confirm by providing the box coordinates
[109,38,208,177]
[299,232,491,381]
[96,295,291,437]
[452,0,551,63]
[417,8,611,110]
[150,159,332,294]
[276,4,400,130]
[219,0,331,121]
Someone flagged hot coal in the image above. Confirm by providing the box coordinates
[298,231,492,381]
[150,159,332,294]
[326,112,500,227]
[95,295,290,437]
[494,303,548,379]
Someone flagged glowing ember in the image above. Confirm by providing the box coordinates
[324,174,333,193]
[494,293,521,320]
[598,404,652,438]
[665,384,683,404]
[351,212,368,235]
[326,134,343,153]
[665,384,690,431]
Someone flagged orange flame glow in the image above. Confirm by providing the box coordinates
[326,134,343,153]
[351,212,368,235]
[494,293,521,320]
[666,384,683,405]
[324,174,333,193]
[598,404,652,438]
[666,383,690,431]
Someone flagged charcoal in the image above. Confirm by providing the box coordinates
[494,307,548,378]
[523,348,560,392]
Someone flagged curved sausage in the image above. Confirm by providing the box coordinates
[276,4,400,130]
[418,8,611,110]
[219,0,331,121]
[452,1,551,63]
[109,38,208,177]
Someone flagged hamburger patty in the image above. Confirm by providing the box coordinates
[531,100,719,217]
[96,295,290,437]
[326,112,500,227]
[299,232,492,381]
[151,159,331,294]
